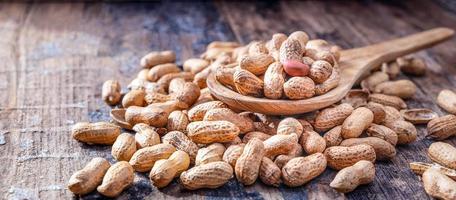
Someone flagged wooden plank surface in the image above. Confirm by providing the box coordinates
[0,1,456,199]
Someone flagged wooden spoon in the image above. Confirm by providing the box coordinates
[207,27,454,115]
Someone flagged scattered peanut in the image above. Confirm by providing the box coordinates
[235,138,265,185]
[129,143,176,172]
[422,168,456,200]
[259,157,282,187]
[68,157,110,195]
[97,161,134,197]
[102,80,121,106]
[428,142,456,170]
[149,150,190,188]
[330,160,375,193]
[71,122,121,145]
[111,133,137,161]
[187,121,240,144]
[437,89,456,114]
[180,161,233,190]
[427,115,456,140]
[324,144,376,170]
[282,153,327,187]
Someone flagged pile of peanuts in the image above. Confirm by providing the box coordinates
[214,31,341,99]
[68,32,456,199]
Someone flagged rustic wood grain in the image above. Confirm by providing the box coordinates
[0,1,456,199]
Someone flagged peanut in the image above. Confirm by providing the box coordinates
[263,62,285,99]
[71,122,120,145]
[277,117,304,138]
[324,144,376,170]
[112,133,137,161]
[422,168,456,200]
[215,66,236,88]
[259,157,282,187]
[242,131,271,143]
[110,108,133,130]
[381,61,401,79]
[300,130,326,154]
[282,153,327,187]
[410,162,456,180]
[233,68,264,97]
[208,41,240,50]
[383,105,403,125]
[288,31,309,51]
[374,80,417,99]
[428,142,456,170]
[341,107,374,139]
[157,72,194,91]
[187,121,240,144]
[369,93,407,110]
[97,161,134,197]
[149,150,190,188]
[323,125,343,147]
[330,160,375,193]
[400,108,438,124]
[309,60,333,84]
[202,47,233,60]
[68,157,110,195]
[274,143,304,169]
[263,134,299,159]
[129,143,176,172]
[267,33,287,60]
[195,143,226,166]
[360,71,389,91]
[427,115,456,140]
[147,63,181,82]
[235,138,265,185]
[239,54,274,75]
[248,41,268,56]
[180,161,234,190]
[366,124,398,146]
[168,78,185,94]
[188,101,228,122]
[203,108,254,134]
[183,58,210,74]
[283,77,315,99]
[387,120,417,145]
[122,89,146,108]
[437,89,456,114]
[401,57,426,76]
[315,64,340,95]
[140,50,175,68]
[137,69,149,80]
[171,82,200,107]
[167,110,189,133]
[102,80,121,106]
[340,137,396,160]
[280,38,309,77]
[162,131,199,163]
[125,105,169,127]
[132,123,160,149]
[314,103,354,132]
[366,102,386,124]
[223,144,245,167]
[144,92,172,104]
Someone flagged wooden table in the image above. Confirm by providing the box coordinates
[1,1,456,199]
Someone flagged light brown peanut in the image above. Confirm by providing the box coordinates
[369,93,407,110]
[242,131,271,143]
[401,108,438,124]
[216,66,236,88]
[279,39,306,74]
[274,143,304,169]
[341,107,374,139]
[171,82,201,107]
[168,78,186,94]
[422,168,456,200]
[340,137,396,160]
[162,131,199,163]
[324,144,376,170]
[187,121,240,144]
[111,133,137,161]
[387,120,417,145]
[223,144,245,167]
[122,90,146,108]
[282,153,327,187]
[137,69,149,80]
[277,117,303,138]
[428,142,456,170]
[149,150,190,188]
[203,108,254,134]
[427,115,456,140]
[125,105,169,127]
[68,157,110,195]
[437,90,456,114]
[366,102,386,124]
[207,41,240,50]
[283,77,315,99]
[195,143,226,166]
[188,101,228,122]
[102,80,121,106]
[167,110,189,133]
[240,54,274,75]
[300,130,326,154]
[157,72,194,91]
[97,161,134,198]
[233,68,264,97]
[71,122,121,145]
[132,123,160,149]
[374,80,417,99]
[315,64,340,95]
[263,134,299,159]
[330,160,375,193]
[323,125,343,147]
[129,143,176,172]
[381,61,401,79]
[147,63,181,82]
[400,57,427,76]
[267,33,287,60]
[140,50,176,68]
[360,71,389,91]
[309,60,333,84]
[235,138,265,185]
[289,31,309,51]
[259,157,282,187]
[410,162,456,180]
[248,41,268,56]
[366,124,398,146]
[314,103,354,132]
[183,58,210,74]
[144,92,171,104]
[180,161,234,190]
[383,105,403,125]
[263,62,285,99]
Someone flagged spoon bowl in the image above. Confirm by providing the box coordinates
[207,28,454,115]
